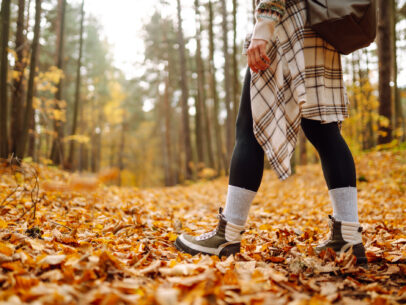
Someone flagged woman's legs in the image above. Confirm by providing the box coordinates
[300,118,358,222]
[229,66,265,191]
[223,66,265,226]
[174,66,264,256]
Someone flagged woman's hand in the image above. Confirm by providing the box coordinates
[247,39,270,73]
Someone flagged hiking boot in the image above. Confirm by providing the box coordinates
[315,215,368,265]
[175,208,245,257]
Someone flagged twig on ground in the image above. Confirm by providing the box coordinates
[48,220,73,231]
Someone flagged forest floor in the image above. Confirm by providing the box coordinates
[0,150,405,305]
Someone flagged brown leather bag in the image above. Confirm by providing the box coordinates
[306,0,377,54]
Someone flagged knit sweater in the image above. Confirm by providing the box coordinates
[252,0,286,42]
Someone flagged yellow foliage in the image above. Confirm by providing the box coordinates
[63,135,90,144]
[342,78,382,151]
[50,109,66,122]
[33,97,41,110]
[104,81,127,125]
[197,168,217,180]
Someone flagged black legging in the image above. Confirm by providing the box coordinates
[229,66,356,192]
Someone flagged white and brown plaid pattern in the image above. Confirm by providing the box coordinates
[242,0,349,181]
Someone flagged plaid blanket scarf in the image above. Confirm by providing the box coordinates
[242,0,349,180]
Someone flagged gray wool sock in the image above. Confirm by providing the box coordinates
[329,186,359,222]
[223,185,257,226]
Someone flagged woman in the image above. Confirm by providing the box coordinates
[175,0,367,265]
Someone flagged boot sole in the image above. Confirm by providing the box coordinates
[315,245,369,267]
[175,237,240,257]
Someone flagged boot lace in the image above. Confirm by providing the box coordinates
[195,214,221,241]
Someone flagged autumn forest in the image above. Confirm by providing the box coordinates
[0,0,405,304]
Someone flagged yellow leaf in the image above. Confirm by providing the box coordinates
[0,219,7,229]
[166,232,177,242]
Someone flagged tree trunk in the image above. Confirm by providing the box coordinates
[208,0,227,174]
[363,48,375,149]
[252,0,257,25]
[67,0,85,168]
[0,0,11,158]
[176,0,193,180]
[377,0,393,144]
[79,143,88,172]
[17,0,41,159]
[231,0,241,123]
[27,110,36,159]
[118,118,127,186]
[50,0,66,165]
[220,0,233,164]
[163,72,175,186]
[10,0,27,157]
[392,0,405,141]
[298,129,307,165]
[194,0,209,167]
[194,1,215,170]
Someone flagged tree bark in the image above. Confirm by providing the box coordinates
[176,0,194,180]
[163,71,175,186]
[298,129,307,165]
[252,0,256,25]
[118,118,127,186]
[392,0,405,141]
[194,7,204,166]
[377,0,393,144]
[220,0,233,164]
[231,0,241,123]
[17,0,41,159]
[0,0,11,158]
[208,0,227,174]
[27,110,36,159]
[10,0,27,157]
[67,0,85,168]
[50,0,66,165]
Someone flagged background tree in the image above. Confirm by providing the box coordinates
[67,0,85,169]
[50,0,66,165]
[0,0,11,158]
[10,0,27,156]
[17,0,42,159]
[377,0,394,144]
[176,0,193,180]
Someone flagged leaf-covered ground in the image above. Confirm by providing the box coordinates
[0,151,405,305]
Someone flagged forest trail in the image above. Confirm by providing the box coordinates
[0,150,405,304]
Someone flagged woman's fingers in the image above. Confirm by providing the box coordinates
[247,49,258,73]
[254,48,264,71]
[256,48,269,71]
[247,39,270,72]
[260,44,271,64]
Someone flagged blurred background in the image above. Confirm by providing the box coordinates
[0,0,405,187]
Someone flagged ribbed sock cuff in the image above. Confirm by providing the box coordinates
[223,185,256,226]
[329,186,359,222]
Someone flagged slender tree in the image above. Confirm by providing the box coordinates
[220,0,234,163]
[17,0,42,158]
[10,0,27,156]
[0,0,11,158]
[195,0,215,169]
[176,0,193,180]
[67,0,85,168]
[163,70,175,185]
[208,0,227,173]
[50,0,66,165]
[392,0,405,140]
[298,129,307,165]
[194,0,213,167]
[231,0,241,122]
[377,0,393,144]
[118,117,128,186]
